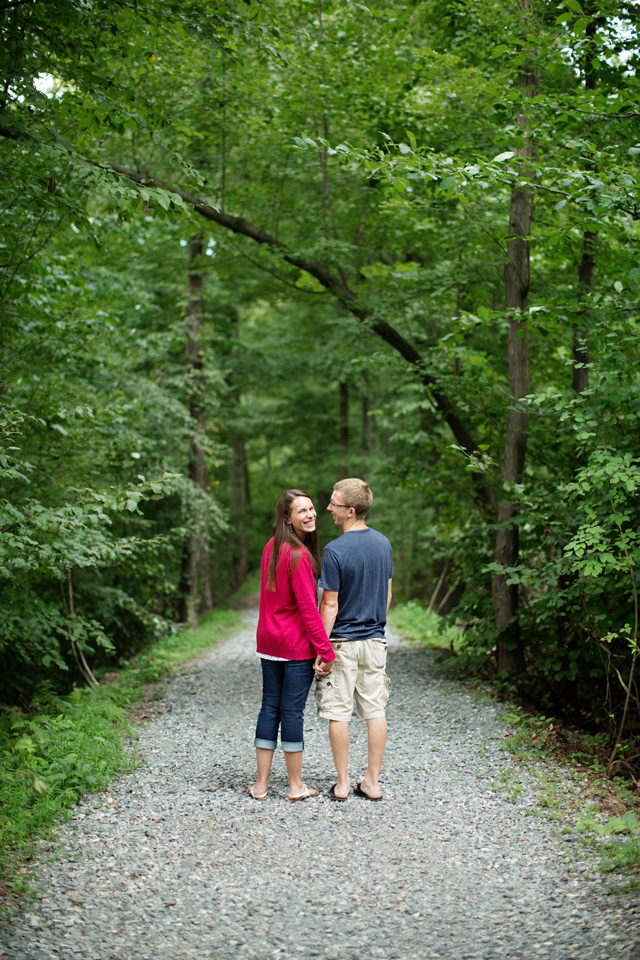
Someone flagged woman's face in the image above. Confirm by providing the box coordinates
[285,496,317,539]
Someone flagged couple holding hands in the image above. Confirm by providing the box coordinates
[249,478,393,803]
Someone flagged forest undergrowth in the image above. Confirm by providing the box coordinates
[0,597,249,915]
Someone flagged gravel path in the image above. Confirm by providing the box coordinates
[2,603,640,960]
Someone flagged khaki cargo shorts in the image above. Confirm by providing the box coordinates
[315,638,389,722]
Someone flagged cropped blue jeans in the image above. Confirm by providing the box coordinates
[254,658,316,752]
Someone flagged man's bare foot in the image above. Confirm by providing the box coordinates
[329,783,350,801]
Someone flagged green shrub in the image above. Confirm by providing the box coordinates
[390,600,464,652]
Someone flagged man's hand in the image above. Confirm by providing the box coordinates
[314,655,333,676]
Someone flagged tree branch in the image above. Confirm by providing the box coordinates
[108,162,496,509]
[0,0,36,11]
[0,128,496,506]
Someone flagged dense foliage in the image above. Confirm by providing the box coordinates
[1,0,639,776]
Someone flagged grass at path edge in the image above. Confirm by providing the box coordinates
[0,588,256,911]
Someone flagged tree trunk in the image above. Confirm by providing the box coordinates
[360,372,373,478]
[179,234,211,626]
[492,317,530,673]
[492,5,537,674]
[573,229,595,394]
[573,12,598,395]
[222,308,251,592]
[229,436,251,591]
[561,10,599,698]
[339,380,349,479]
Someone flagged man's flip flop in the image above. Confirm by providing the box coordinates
[328,783,348,802]
[286,783,318,802]
[354,782,382,801]
[247,785,268,800]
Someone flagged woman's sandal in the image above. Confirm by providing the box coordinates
[285,783,318,802]
[248,785,268,800]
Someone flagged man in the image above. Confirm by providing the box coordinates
[314,478,393,801]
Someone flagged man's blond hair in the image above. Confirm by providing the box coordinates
[334,478,373,519]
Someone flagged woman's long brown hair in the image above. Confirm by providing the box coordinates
[266,489,321,591]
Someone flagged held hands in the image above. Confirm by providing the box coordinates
[314,655,333,677]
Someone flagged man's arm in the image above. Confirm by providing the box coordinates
[315,589,340,675]
[320,589,339,636]
[387,578,393,613]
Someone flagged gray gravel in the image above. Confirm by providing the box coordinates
[3,603,640,960]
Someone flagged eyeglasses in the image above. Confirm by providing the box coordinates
[329,500,352,509]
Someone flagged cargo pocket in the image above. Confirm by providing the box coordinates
[382,673,390,708]
[315,675,333,714]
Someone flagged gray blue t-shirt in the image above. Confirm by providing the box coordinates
[319,527,393,640]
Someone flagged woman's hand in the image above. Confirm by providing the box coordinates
[314,655,333,676]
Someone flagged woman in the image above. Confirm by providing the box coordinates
[249,489,335,802]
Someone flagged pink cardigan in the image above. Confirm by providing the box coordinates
[256,539,335,662]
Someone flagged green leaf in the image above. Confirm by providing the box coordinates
[572,16,591,34]
[33,775,49,797]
